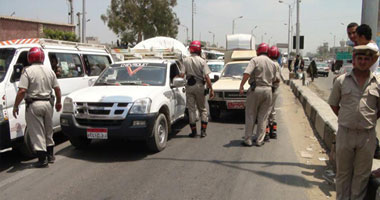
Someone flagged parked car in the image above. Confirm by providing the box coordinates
[0,38,113,155]
[316,62,330,77]
[60,49,186,152]
[207,60,224,82]
[332,64,353,84]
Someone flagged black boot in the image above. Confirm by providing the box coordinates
[201,121,208,138]
[269,122,277,139]
[33,151,48,168]
[375,138,380,159]
[47,146,55,163]
[264,125,270,142]
[189,124,197,137]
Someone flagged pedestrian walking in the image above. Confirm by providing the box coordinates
[239,43,278,146]
[180,40,214,138]
[266,46,281,140]
[328,45,380,200]
[12,47,62,168]
[307,60,317,82]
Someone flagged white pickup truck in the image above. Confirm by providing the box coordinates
[60,50,187,152]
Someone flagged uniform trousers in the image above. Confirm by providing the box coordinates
[268,88,279,123]
[25,101,54,152]
[336,125,377,200]
[186,83,208,124]
[244,86,272,144]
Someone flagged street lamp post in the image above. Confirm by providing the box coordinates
[180,24,189,45]
[279,0,292,57]
[208,31,215,46]
[250,25,258,37]
[232,16,243,34]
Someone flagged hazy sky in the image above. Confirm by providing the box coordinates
[0,0,362,53]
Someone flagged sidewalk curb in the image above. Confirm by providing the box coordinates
[287,76,380,200]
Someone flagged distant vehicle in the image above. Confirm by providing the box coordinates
[207,60,224,82]
[316,62,330,77]
[203,50,224,60]
[332,64,353,84]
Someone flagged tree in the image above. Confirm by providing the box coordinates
[101,0,180,46]
[43,29,78,42]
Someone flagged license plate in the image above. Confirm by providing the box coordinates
[87,128,108,139]
[227,101,245,109]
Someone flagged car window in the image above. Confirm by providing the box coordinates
[170,63,180,83]
[208,63,224,72]
[49,53,84,79]
[222,63,248,77]
[83,54,112,76]
[95,63,167,86]
[10,50,29,82]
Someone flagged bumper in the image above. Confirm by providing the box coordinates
[60,113,158,140]
[0,120,11,151]
[208,100,246,110]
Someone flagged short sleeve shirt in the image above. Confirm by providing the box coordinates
[18,64,59,99]
[328,70,380,129]
[181,54,211,82]
[244,55,277,87]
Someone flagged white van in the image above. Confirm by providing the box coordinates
[0,38,113,154]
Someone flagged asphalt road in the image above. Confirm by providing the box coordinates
[0,86,316,200]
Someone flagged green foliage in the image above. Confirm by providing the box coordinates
[101,0,179,46]
[43,29,78,42]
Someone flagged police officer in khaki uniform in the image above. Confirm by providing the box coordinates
[239,43,278,146]
[266,46,282,140]
[180,40,214,137]
[328,45,380,200]
[13,47,62,168]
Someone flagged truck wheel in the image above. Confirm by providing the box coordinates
[69,137,91,149]
[15,127,35,158]
[210,107,220,120]
[147,113,168,152]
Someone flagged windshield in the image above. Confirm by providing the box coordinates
[208,63,224,72]
[0,48,16,82]
[222,62,248,77]
[95,62,167,86]
[316,62,328,68]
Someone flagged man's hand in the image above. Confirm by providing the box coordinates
[55,102,62,112]
[13,107,19,119]
[239,86,244,95]
[209,89,215,100]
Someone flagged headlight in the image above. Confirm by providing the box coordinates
[63,97,74,113]
[129,98,152,114]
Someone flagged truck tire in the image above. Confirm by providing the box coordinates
[69,137,91,149]
[210,107,220,120]
[147,113,168,152]
[15,127,35,158]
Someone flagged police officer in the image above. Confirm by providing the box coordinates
[13,47,62,168]
[239,43,278,146]
[328,45,380,199]
[266,46,281,139]
[180,40,214,138]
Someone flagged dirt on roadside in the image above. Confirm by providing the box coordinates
[279,85,336,199]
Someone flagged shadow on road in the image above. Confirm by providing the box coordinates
[210,110,245,124]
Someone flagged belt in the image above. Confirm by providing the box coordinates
[31,98,50,101]
[255,85,271,88]
[339,125,375,132]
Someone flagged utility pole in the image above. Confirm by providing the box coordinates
[77,12,81,42]
[82,0,86,43]
[361,0,379,41]
[68,0,74,24]
[296,0,300,55]
[192,0,195,41]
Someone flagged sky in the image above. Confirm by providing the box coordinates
[0,0,363,54]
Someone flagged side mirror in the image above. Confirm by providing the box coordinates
[213,75,219,82]
[171,77,186,88]
[11,64,24,82]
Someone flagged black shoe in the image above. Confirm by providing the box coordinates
[264,134,270,142]
[200,130,207,138]
[47,146,55,163]
[33,151,48,168]
[375,147,380,159]
[189,132,197,138]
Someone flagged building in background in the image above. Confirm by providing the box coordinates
[0,16,75,41]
